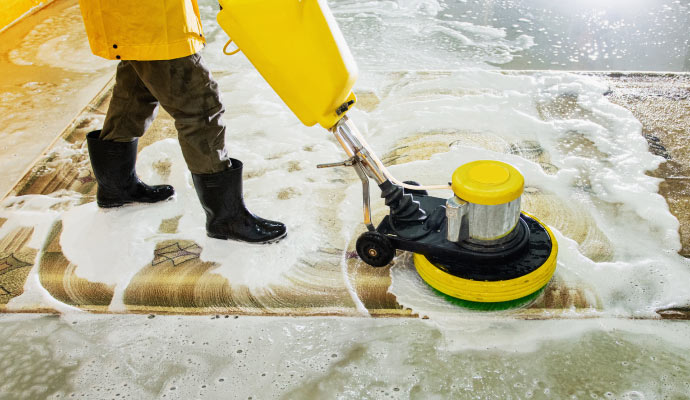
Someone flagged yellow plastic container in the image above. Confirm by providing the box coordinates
[217,0,358,129]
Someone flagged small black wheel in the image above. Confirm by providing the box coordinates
[356,231,395,267]
[402,181,428,197]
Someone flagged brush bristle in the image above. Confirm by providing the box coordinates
[432,286,546,311]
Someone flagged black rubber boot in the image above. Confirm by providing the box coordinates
[86,130,175,208]
[191,159,287,243]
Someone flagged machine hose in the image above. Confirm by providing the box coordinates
[379,181,427,223]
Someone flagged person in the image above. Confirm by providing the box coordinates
[78,0,286,243]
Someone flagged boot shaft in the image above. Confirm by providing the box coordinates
[86,130,138,190]
[191,159,287,243]
[191,159,245,222]
[86,130,175,207]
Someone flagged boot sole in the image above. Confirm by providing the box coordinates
[97,201,127,208]
[207,230,288,244]
[97,194,176,209]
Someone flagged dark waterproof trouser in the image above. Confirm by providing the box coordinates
[100,52,230,174]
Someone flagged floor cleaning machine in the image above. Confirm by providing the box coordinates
[217,0,558,307]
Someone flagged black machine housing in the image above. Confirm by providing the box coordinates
[355,180,553,282]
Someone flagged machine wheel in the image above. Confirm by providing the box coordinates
[402,181,428,196]
[356,231,395,267]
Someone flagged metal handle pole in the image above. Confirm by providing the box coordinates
[330,116,387,185]
[329,117,383,231]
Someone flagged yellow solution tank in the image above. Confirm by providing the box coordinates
[217,0,358,129]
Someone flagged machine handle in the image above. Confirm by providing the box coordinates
[317,157,356,169]
[223,39,241,55]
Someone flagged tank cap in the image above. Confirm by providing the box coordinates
[451,160,524,205]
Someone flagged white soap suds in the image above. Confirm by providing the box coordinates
[341,70,690,320]
[1,192,84,312]
[4,69,689,321]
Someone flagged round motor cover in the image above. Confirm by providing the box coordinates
[451,160,524,206]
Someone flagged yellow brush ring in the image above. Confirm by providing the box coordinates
[414,212,558,303]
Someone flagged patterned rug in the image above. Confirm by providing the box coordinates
[1,71,687,318]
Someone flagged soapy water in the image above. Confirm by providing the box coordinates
[200,0,690,72]
[438,0,690,71]
[342,70,690,319]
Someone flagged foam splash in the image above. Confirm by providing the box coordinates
[341,70,690,319]
[0,67,368,312]
[0,191,84,312]
[2,69,689,317]
[56,130,354,310]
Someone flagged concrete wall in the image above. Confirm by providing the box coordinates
[0,0,55,31]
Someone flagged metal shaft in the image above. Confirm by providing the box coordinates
[330,116,386,185]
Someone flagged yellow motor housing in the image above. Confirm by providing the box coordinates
[217,0,358,129]
[451,160,524,205]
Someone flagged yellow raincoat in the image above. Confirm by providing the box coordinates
[78,0,206,61]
